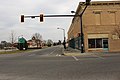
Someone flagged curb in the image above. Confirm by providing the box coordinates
[63,53,94,56]
[63,52,120,57]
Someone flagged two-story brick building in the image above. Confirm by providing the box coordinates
[68,1,120,52]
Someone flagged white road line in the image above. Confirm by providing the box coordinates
[93,54,105,59]
[62,47,64,54]
[50,49,57,54]
[56,54,61,56]
[28,54,36,56]
[72,56,79,61]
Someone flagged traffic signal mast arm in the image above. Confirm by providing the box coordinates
[21,0,91,23]
[21,14,81,22]
[20,0,91,53]
[24,14,80,18]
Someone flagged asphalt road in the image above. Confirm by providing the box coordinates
[0,46,120,80]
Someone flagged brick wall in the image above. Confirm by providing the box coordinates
[68,1,120,52]
[109,39,120,52]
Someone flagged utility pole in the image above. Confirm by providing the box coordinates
[71,0,91,53]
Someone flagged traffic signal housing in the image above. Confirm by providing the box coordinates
[40,14,44,22]
[21,15,24,22]
[86,0,91,5]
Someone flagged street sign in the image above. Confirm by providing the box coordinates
[18,37,26,43]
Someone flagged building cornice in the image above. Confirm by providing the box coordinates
[79,1,120,6]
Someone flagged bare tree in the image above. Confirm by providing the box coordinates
[47,39,53,47]
[32,33,43,48]
[9,30,17,48]
[33,33,42,40]
[114,25,120,38]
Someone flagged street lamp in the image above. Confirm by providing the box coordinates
[57,27,66,49]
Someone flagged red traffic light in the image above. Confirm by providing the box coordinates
[21,15,24,22]
[40,14,44,22]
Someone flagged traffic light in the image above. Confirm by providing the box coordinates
[21,15,24,22]
[86,0,91,5]
[40,14,44,22]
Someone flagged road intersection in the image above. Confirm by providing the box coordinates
[0,46,120,80]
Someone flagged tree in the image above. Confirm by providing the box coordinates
[113,24,120,39]
[115,25,120,38]
[33,33,42,40]
[32,33,43,48]
[47,39,53,47]
[9,30,17,48]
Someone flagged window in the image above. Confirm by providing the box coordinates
[95,12,101,25]
[88,39,95,48]
[93,11,101,25]
[88,38,108,48]
[108,11,116,25]
[96,39,102,48]
[110,13,115,25]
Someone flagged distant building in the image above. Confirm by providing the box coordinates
[68,1,120,52]
[27,36,43,49]
[0,41,13,49]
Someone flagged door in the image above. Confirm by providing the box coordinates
[103,39,108,51]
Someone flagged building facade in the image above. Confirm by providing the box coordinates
[68,1,120,52]
[27,36,43,49]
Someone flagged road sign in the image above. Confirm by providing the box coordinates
[18,37,26,43]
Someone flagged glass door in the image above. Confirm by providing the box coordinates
[103,39,108,51]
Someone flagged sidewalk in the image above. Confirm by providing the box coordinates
[0,49,18,52]
[63,47,120,57]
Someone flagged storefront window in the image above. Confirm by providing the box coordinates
[96,39,102,48]
[88,39,95,48]
[88,38,108,48]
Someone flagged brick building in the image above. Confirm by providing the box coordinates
[68,1,120,52]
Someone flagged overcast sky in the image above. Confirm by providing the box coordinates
[0,0,117,42]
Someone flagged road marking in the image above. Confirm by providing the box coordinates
[28,54,36,56]
[72,56,79,61]
[56,54,61,56]
[50,49,57,55]
[62,47,64,54]
[93,54,105,59]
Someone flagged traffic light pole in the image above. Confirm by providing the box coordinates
[21,1,90,53]
[21,9,87,53]
[80,5,88,53]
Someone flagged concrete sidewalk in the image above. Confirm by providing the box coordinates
[0,49,18,52]
[63,47,120,57]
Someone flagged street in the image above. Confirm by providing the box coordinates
[0,46,120,80]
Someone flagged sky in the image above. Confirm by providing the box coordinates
[0,0,118,42]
